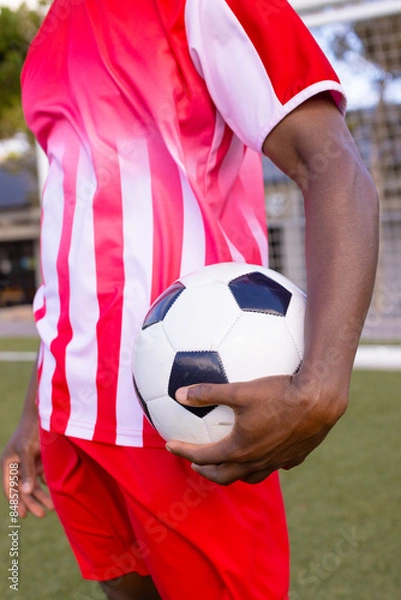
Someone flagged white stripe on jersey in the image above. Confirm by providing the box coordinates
[36,145,65,429]
[185,0,282,151]
[115,139,155,446]
[240,202,269,268]
[219,227,246,263]
[218,133,245,199]
[179,169,206,278]
[64,144,99,440]
[207,111,227,172]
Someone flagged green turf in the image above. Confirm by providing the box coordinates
[0,338,40,352]
[281,370,401,600]
[0,354,400,599]
[0,361,96,600]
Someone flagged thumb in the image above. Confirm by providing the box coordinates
[176,382,241,409]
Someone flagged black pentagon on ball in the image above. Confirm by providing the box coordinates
[229,272,292,316]
[168,351,228,418]
[142,282,185,329]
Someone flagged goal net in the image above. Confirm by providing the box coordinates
[265,0,401,340]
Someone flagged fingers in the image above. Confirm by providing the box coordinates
[1,450,19,499]
[166,433,239,466]
[169,376,321,486]
[281,456,307,471]
[1,442,53,519]
[191,461,255,486]
[192,461,278,486]
[19,456,54,517]
[36,486,54,511]
[19,484,54,519]
[240,469,274,484]
[167,434,277,486]
[167,436,309,485]
[170,381,250,464]
[19,490,46,519]
[18,446,37,495]
[192,459,302,486]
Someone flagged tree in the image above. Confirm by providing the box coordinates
[0,4,44,140]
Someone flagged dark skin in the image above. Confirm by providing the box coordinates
[0,94,379,597]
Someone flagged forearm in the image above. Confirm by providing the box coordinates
[301,148,379,407]
[263,95,379,417]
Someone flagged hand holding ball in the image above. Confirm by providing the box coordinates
[133,263,306,444]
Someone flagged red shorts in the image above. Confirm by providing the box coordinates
[40,428,289,600]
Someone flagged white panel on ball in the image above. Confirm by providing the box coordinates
[148,396,212,444]
[219,312,302,382]
[284,293,306,358]
[163,284,241,351]
[203,404,235,443]
[133,322,175,401]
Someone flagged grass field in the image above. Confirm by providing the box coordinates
[0,338,400,599]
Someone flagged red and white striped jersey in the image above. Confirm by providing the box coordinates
[22,0,345,447]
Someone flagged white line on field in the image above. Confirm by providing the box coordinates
[1,347,401,370]
[354,346,401,371]
[0,352,37,362]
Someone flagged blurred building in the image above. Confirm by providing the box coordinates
[0,155,40,307]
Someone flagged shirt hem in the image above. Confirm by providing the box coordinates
[38,416,165,448]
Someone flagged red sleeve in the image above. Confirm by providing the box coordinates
[185,0,346,151]
[224,0,345,108]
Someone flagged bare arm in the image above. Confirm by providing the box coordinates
[1,356,54,517]
[263,94,379,410]
[166,95,379,485]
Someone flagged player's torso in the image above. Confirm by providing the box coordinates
[22,0,266,445]
[22,0,217,204]
[22,0,264,287]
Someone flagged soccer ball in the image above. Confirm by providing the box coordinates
[133,263,306,444]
